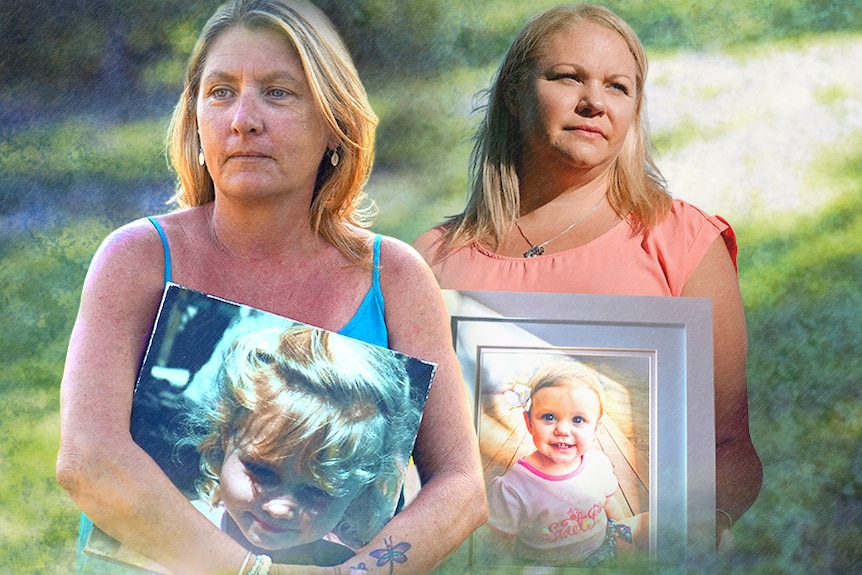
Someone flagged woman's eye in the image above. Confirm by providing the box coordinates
[553,73,579,83]
[211,87,232,99]
[609,83,629,95]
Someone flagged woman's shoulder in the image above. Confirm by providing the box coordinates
[75,216,175,341]
[99,208,204,250]
[659,198,708,221]
[378,233,438,276]
[412,224,448,256]
[145,205,211,239]
[92,216,170,273]
[91,208,207,283]
[95,209,210,273]
[665,198,736,255]
[84,219,167,295]
[660,199,730,230]
[650,199,733,250]
[373,232,455,357]
[648,199,738,284]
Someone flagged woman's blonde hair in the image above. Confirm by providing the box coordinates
[443,4,670,251]
[167,0,378,262]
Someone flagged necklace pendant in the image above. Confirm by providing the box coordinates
[524,245,545,258]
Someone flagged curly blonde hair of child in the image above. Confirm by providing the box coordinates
[188,325,421,548]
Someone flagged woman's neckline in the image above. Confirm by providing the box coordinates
[472,214,631,261]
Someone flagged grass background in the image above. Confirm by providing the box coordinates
[1,1,860,572]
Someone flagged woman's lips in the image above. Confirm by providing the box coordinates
[568,125,604,138]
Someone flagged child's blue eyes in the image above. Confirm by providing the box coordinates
[538,414,587,424]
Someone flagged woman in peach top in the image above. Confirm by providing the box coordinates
[414,4,761,548]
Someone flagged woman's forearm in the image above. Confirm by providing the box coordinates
[270,465,487,575]
[715,424,763,525]
[57,431,249,575]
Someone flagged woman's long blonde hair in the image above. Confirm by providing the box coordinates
[443,4,671,252]
[167,0,378,262]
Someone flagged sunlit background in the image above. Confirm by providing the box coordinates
[1,0,860,572]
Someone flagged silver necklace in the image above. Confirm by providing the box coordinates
[515,194,606,258]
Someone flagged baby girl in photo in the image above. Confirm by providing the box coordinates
[487,359,645,567]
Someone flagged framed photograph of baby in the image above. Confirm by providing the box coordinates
[443,290,716,573]
[84,283,436,573]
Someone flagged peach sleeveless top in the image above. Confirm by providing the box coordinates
[413,200,736,296]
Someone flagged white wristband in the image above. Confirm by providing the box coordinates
[248,554,273,575]
[237,552,253,575]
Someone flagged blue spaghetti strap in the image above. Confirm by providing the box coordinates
[371,233,381,278]
[337,233,388,348]
[147,217,172,284]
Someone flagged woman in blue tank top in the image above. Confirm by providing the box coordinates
[56,2,486,574]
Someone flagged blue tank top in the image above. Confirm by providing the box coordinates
[148,216,388,347]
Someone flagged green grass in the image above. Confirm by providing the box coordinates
[0,218,117,573]
[730,135,862,572]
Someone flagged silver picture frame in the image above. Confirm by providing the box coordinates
[443,290,715,571]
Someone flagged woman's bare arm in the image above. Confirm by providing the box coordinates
[272,237,487,575]
[681,237,763,532]
[56,220,251,575]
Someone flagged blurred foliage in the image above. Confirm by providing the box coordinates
[0,117,174,221]
[4,0,862,106]
[366,66,485,241]
[0,0,209,85]
[0,118,171,186]
[1,0,861,572]
[0,219,115,386]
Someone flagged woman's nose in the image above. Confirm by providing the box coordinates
[261,494,299,520]
[231,92,263,135]
[576,82,606,117]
